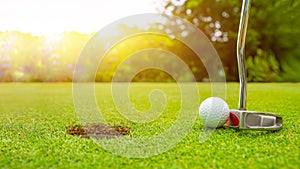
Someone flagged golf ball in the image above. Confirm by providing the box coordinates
[199,97,229,128]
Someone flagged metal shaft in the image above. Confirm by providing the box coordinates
[237,0,251,110]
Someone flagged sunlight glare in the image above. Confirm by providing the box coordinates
[45,33,63,43]
[0,0,156,36]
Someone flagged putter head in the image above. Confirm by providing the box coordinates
[225,110,283,130]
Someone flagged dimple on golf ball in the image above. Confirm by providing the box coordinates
[199,97,230,128]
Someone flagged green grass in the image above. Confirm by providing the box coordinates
[0,83,299,169]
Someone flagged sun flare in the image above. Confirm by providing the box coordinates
[0,0,156,36]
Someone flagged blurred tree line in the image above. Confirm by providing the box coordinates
[159,0,300,81]
[0,30,205,82]
[0,31,90,82]
[0,0,299,82]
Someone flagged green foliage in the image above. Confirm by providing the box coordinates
[246,49,280,82]
[0,31,90,82]
[160,0,300,82]
[186,0,203,9]
[279,57,300,82]
[96,33,207,82]
[0,83,299,168]
[1,0,299,82]
[0,30,208,82]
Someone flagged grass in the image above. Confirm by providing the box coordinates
[0,83,299,169]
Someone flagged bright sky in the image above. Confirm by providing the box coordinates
[0,0,157,36]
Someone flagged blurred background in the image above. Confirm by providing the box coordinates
[1,0,299,82]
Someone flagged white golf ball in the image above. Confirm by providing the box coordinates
[199,97,229,128]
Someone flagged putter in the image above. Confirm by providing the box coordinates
[225,0,282,130]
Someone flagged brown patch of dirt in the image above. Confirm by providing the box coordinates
[66,124,130,139]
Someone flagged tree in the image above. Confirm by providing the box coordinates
[158,0,300,81]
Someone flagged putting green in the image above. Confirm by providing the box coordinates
[0,83,299,168]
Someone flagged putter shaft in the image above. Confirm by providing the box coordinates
[237,0,252,110]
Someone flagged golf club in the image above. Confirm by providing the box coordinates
[226,0,283,130]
